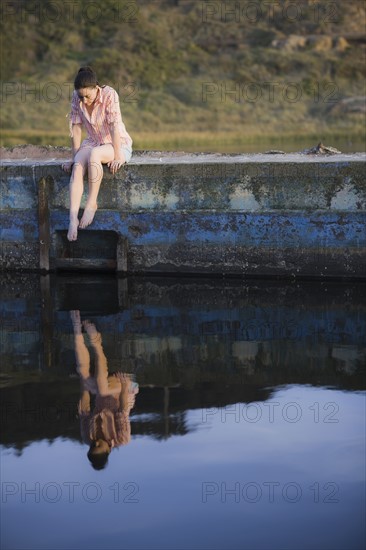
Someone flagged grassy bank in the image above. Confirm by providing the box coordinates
[1,1,365,152]
[1,129,365,153]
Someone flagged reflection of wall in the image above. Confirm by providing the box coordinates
[123,336,182,356]
[0,275,365,390]
[232,341,259,373]
[331,346,364,374]
[0,274,43,379]
[232,339,364,375]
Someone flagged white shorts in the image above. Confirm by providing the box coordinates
[78,140,132,163]
[121,146,132,163]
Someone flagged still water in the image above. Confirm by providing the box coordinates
[1,274,365,550]
[171,136,366,155]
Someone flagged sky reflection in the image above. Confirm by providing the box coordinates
[1,386,365,550]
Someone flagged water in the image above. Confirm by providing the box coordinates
[1,274,365,550]
[168,136,366,155]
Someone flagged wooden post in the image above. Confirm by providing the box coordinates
[38,177,51,272]
[117,235,128,272]
[40,274,53,369]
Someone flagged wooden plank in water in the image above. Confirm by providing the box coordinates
[55,257,117,271]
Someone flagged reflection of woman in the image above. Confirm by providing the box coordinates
[70,311,138,470]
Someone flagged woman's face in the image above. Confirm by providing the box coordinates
[90,439,111,455]
[77,86,98,106]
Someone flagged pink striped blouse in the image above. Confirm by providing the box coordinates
[79,382,138,448]
[69,85,132,149]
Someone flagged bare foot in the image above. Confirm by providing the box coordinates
[83,320,101,343]
[70,310,82,333]
[67,218,79,241]
[79,204,97,229]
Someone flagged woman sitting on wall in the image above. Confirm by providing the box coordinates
[62,66,132,241]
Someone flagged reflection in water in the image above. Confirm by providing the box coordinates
[71,310,138,469]
[0,274,365,550]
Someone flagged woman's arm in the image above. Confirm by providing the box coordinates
[108,124,125,175]
[110,123,122,158]
[119,379,130,413]
[71,123,82,158]
[78,390,91,415]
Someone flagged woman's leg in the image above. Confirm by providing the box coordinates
[83,320,113,396]
[83,320,122,397]
[71,311,91,380]
[79,144,116,229]
[67,147,92,241]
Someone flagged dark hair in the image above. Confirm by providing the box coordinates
[74,66,99,90]
[87,448,109,470]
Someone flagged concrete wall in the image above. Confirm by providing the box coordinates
[1,152,365,277]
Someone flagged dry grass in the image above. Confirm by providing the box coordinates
[1,128,364,153]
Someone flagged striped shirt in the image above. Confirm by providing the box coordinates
[80,406,132,448]
[69,85,132,149]
[79,375,138,448]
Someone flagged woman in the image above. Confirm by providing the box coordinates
[62,67,132,241]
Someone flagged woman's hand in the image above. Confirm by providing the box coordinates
[107,158,125,175]
[62,160,74,173]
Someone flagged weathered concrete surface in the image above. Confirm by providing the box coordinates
[1,151,365,277]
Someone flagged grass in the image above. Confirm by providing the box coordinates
[1,128,365,153]
[1,0,365,155]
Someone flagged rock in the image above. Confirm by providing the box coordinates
[306,35,333,52]
[329,96,366,115]
[271,34,307,51]
[301,142,341,155]
[333,36,350,52]
[271,34,350,53]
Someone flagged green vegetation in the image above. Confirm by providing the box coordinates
[0,0,365,150]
